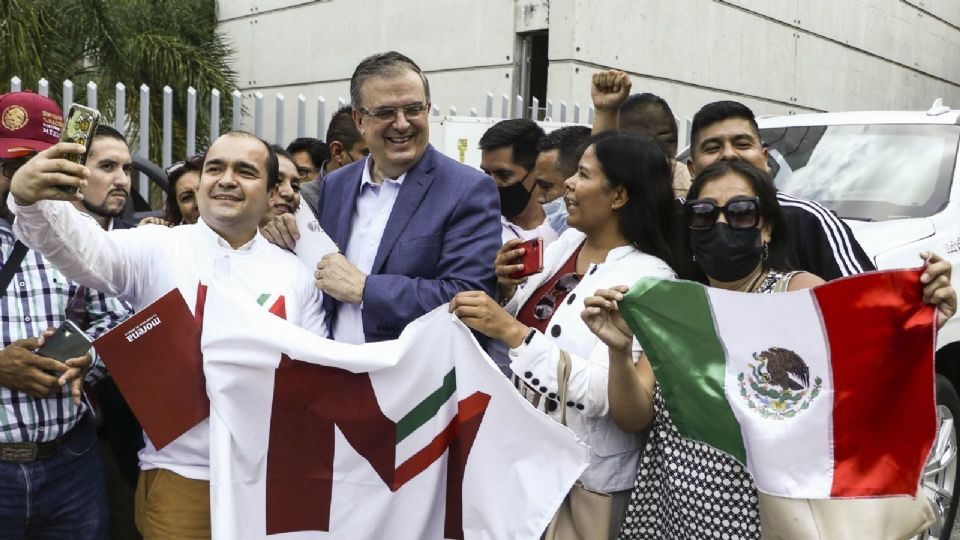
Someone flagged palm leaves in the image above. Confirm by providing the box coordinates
[0,0,237,205]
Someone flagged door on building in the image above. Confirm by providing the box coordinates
[516,30,548,120]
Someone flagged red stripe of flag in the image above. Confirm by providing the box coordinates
[814,269,937,497]
[392,392,490,490]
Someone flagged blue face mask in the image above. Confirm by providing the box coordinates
[542,198,568,234]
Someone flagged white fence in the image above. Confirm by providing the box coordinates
[12,77,706,196]
[10,76,597,155]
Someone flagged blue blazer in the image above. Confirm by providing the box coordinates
[305,145,501,342]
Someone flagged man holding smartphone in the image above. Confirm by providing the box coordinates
[8,130,326,539]
[0,91,132,539]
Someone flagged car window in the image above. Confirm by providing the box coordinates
[760,124,960,221]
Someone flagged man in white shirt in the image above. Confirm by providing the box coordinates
[479,119,559,247]
[9,130,326,539]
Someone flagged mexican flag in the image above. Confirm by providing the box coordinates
[619,270,937,499]
[199,284,590,539]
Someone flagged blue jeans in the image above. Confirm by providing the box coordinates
[0,417,109,539]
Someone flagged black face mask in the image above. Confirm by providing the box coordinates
[690,223,763,282]
[498,174,533,219]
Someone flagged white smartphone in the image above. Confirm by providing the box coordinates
[293,206,339,270]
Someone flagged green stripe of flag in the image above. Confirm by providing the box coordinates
[256,293,270,306]
[620,278,746,464]
[396,368,457,444]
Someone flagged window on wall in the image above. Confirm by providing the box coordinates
[517,31,548,120]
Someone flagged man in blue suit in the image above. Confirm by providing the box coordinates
[266,51,500,344]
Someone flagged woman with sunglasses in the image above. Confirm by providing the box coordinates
[585,159,956,539]
[598,159,814,540]
[450,131,679,538]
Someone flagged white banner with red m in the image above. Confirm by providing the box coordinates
[200,284,590,540]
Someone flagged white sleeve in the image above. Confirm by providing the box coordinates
[299,276,328,338]
[508,330,641,418]
[10,198,153,303]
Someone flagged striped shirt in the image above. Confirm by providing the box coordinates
[776,192,875,280]
[0,220,132,443]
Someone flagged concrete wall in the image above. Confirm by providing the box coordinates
[218,0,960,146]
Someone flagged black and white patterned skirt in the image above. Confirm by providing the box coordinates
[617,388,762,540]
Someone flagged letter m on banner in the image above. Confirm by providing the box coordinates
[266,359,490,539]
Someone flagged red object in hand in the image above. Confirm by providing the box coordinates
[510,237,544,279]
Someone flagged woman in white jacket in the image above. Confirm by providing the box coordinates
[450,131,678,538]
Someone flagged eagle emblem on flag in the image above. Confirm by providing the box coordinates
[738,347,823,420]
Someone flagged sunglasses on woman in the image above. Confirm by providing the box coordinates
[533,272,581,320]
[684,196,761,230]
[165,153,206,176]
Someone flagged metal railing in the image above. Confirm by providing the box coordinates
[10,75,604,196]
[10,76,697,199]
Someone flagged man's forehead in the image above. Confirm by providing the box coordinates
[208,134,266,161]
[89,137,131,160]
[481,145,516,165]
[698,118,758,141]
[534,149,558,169]
[360,71,426,104]
[537,149,559,162]
[277,156,297,175]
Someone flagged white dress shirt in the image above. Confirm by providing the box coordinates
[11,198,326,481]
[333,158,407,344]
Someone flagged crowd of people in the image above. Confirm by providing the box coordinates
[0,49,955,540]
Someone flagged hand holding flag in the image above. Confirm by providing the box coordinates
[580,285,633,354]
[920,251,956,327]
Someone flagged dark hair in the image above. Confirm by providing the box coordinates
[164,153,203,224]
[686,160,794,272]
[270,144,294,164]
[583,130,678,269]
[478,119,544,171]
[93,124,127,143]
[537,125,591,178]
[285,137,329,168]
[619,93,678,136]
[350,51,430,109]
[209,131,279,191]
[689,101,760,156]
[326,105,363,149]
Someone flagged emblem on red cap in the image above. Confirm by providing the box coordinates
[1,106,28,131]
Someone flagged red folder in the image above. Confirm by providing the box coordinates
[93,288,208,450]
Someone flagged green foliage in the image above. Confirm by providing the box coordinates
[0,0,238,206]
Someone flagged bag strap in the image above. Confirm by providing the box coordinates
[66,285,89,327]
[556,350,572,426]
[0,241,29,296]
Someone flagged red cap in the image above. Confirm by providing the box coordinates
[0,92,64,159]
